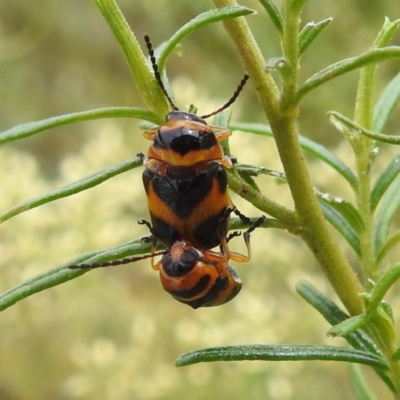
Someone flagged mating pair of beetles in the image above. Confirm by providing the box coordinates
[70,36,265,309]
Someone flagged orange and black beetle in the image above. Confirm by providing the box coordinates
[69,241,242,308]
[153,240,245,308]
[141,35,250,250]
[154,213,264,307]
[68,216,263,308]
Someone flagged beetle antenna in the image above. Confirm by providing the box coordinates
[68,249,169,270]
[200,74,249,119]
[144,35,178,111]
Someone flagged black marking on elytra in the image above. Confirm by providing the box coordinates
[169,274,211,300]
[143,162,227,219]
[149,214,181,247]
[182,275,231,309]
[193,207,229,249]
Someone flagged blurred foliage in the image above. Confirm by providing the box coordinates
[0,0,399,399]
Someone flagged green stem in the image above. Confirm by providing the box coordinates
[93,0,168,114]
[212,0,364,316]
[355,152,376,283]
[352,18,400,285]
[212,0,281,127]
[352,58,376,285]
[227,172,297,227]
[281,0,300,105]
[389,360,400,397]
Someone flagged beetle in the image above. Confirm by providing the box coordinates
[69,241,242,308]
[141,35,251,250]
[68,215,264,308]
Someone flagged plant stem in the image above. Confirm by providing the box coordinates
[227,172,297,226]
[212,0,364,315]
[352,50,377,284]
[93,0,169,114]
[354,148,376,283]
[354,35,400,284]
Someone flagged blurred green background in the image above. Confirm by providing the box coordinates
[1,0,400,399]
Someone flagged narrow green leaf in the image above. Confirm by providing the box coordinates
[372,18,400,49]
[0,107,162,146]
[297,47,400,101]
[176,344,388,370]
[296,281,395,392]
[236,164,286,181]
[374,71,400,132]
[157,6,255,72]
[349,364,379,400]
[290,0,308,14]
[364,129,400,145]
[328,111,359,144]
[318,193,364,233]
[297,280,350,322]
[366,262,400,313]
[212,108,231,128]
[354,18,400,128]
[328,315,369,337]
[0,238,152,312]
[299,18,332,56]
[212,108,232,157]
[230,122,270,135]
[374,176,400,255]
[258,0,283,34]
[376,230,400,265]
[381,301,394,321]
[392,348,400,362]
[0,158,142,224]
[329,111,400,145]
[237,172,260,191]
[230,122,358,189]
[296,281,382,356]
[300,135,358,190]
[94,0,168,113]
[368,309,396,351]
[371,153,400,211]
[318,199,361,255]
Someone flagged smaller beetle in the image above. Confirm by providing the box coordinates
[155,240,245,308]
[68,215,264,308]
[69,241,242,308]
